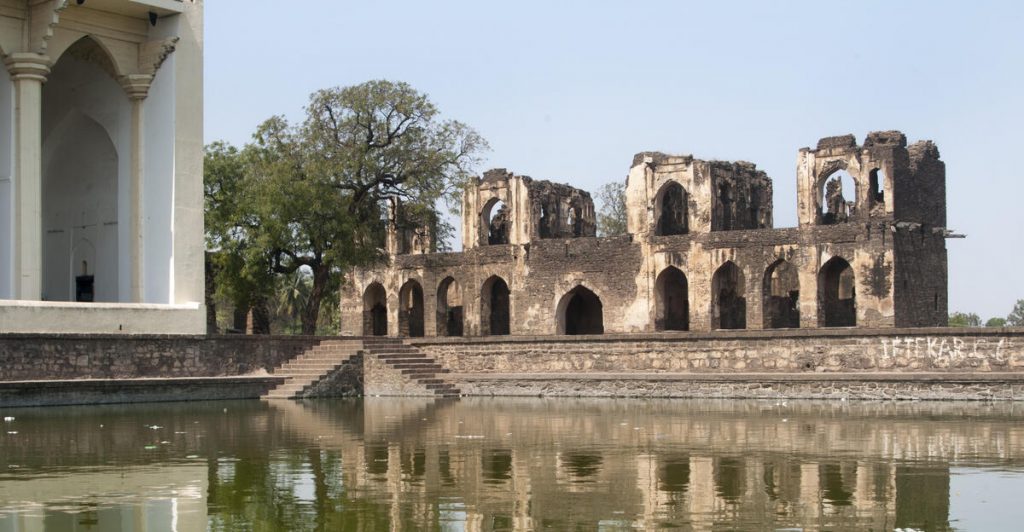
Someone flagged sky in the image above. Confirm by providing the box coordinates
[204,0,1024,321]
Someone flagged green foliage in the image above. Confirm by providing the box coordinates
[947,311,981,327]
[596,181,627,237]
[1008,299,1024,327]
[985,317,1007,328]
[205,80,486,334]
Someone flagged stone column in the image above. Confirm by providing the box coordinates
[3,53,49,300]
[121,74,152,302]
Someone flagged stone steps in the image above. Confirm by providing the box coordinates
[263,341,363,399]
[362,341,461,398]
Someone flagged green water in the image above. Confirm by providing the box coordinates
[1,398,1023,531]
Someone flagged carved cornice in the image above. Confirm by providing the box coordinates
[120,73,154,100]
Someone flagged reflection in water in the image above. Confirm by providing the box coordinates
[0,398,1023,530]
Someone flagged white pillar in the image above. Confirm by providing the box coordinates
[3,53,49,300]
[121,74,152,302]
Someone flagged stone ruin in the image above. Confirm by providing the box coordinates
[341,131,950,337]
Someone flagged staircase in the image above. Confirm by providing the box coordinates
[263,339,363,399]
[362,337,462,397]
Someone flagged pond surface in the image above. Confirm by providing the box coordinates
[1,398,1024,531]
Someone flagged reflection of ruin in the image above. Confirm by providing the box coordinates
[343,131,950,336]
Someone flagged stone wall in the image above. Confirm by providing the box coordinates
[412,329,1023,375]
[0,334,319,381]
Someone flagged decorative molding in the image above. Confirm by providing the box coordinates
[3,52,50,82]
[120,73,153,100]
[28,0,68,54]
[138,36,178,76]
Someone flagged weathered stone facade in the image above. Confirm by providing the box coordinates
[342,131,950,337]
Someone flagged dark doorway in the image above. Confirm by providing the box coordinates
[436,277,464,337]
[655,266,689,331]
[362,282,388,336]
[398,280,425,337]
[763,259,800,329]
[559,285,604,335]
[481,276,510,336]
[655,182,688,236]
[819,257,856,327]
[712,261,746,330]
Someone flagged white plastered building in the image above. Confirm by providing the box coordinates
[0,0,204,333]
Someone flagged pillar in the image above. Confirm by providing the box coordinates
[3,53,49,300]
[121,74,152,302]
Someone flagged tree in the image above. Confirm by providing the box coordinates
[1008,299,1024,327]
[986,317,1007,328]
[219,80,485,334]
[596,181,627,237]
[948,311,981,327]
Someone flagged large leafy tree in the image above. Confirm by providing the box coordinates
[596,181,627,237]
[211,80,485,334]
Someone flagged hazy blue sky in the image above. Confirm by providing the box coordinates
[204,0,1024,320]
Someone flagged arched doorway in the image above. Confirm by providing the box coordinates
[655,182,688,236]
[557,285,604,335]
[819,256,856,327]
[655,266,689,331]
[712,261,746,330]
[363,283,388,336]
[436,276,463,337]
[42,36,127,302]
[398,279,425,337]
[763,259,800,329]
[481,275,510,335]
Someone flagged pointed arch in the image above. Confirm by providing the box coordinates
[819,256,856,327]
[480,197,510,245]
[655,266,689,331]
[654,181,689,236]
[398,279,425,337]
[762,259,800,329]
[50,35,124,82]
[436,276,463,337]
[816,164,858,225]
[712,261,746,330]
[362,282,388,336]
[480,275,510,336]
[557,285,604,335]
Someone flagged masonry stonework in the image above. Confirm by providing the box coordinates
[342,131,951,337]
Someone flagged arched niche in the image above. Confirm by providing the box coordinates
[655,181,689,236]
[712,261,746,330]
[480,198,510,245]
[818,256,856,327]
[480,275,510,336]
[42,35,129,302]
[557,285,604,335]
[818,168,857,225]
[362,282,388,336]
[436,276,463,337]
[655,266,689,331]
[762,259,800,329]
[398,279,425,337]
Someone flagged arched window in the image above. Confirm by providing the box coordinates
[398,279,425,337]
[655,266,689,331]
[819,257,856,327]
[436,277,463,337]
[819,170,857,225]
[363,283,388,336]
[655,182,688,236]
[480,276,510,335]
[712,261,746,330]
[557,285,604,335]
[481,198,510,245]
[869,168,886,212]
[763,259,800,329]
